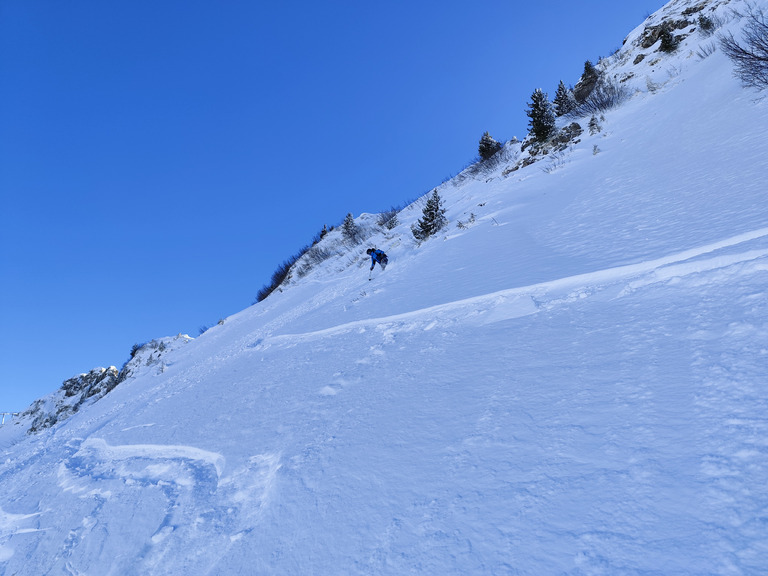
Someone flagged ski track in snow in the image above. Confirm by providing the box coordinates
[44,437,282,574]
[250,227,768,350]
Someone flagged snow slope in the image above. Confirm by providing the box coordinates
[2,0,768,573]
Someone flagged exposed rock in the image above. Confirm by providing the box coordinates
[640,19,692,49]
[61,367,120,401]
[573,65,601,103]
[520,156,538,169]
[682,3,707,16]
[552,123,583,147]
[502,165,519,177]
[26,367,119,433]
[21,334,192,434]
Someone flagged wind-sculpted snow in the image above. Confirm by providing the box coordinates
[0,508,41,563]
[1,436,280,574]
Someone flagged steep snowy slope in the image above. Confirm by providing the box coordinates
[2,0,768,574]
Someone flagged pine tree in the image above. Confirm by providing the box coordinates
[659,23,679,53]
[583,60,598,79]
[478,131,502,160]
[553,81,576,117]
[588,115,602,135]
[412,190,447,241]
[526,88,556,143]
[341,213,361,243]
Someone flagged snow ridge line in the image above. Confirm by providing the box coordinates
[77,437,226,478]
[251,228,768,348]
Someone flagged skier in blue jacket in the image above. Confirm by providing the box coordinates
[367,248,388,271]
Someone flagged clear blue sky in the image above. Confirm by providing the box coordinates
[0,0,665,412]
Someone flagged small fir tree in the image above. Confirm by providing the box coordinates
[377,208,399,230]
[341,213,361,243]
[526,88,556,143]
[659,23,679,53]
[698,14,715,36]
[553,81,576,116]
[588,115,602,135]
[412,190,447,241]
[478,131,503,160]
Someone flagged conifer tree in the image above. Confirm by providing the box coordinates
[412,190,447,241]
[478,131,502,160]
[553,81,576,117]
[526,88,556,143]
[341,213,361,243]
[659,23,679,53]
[583,59,598,79]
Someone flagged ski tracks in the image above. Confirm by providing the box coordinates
[249,227,768,350]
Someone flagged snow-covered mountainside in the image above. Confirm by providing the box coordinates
[3,0,768,573]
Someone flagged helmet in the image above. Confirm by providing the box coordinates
[366,248,374,255]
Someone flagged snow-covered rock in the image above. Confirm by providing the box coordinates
[15,335,192,435]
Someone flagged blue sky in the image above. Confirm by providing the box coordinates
[0,0,665,412]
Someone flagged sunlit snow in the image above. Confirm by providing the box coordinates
[2,0,768,573]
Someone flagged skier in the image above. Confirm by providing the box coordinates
[367,248,388,271]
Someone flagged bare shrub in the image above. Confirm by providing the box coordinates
[570,77,630,117]
[456,213,475,230]
[478,144,517,173]
[295,244,337,278]
[541,149,568,174]
[696,41,717,59]
[720,5,768,89]
[305,245,334,265]
[377,208,399,230]
[255,246,310,302]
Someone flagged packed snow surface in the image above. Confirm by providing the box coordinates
[2,0,768,573]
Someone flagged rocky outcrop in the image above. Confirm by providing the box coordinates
[21,334,191,434]
[639,19,692,49]
[25,367,120,433]
[573,64,601,103]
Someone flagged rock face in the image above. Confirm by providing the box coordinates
[25,367,120,433]
[573,64,601,103]
[61,367,120,400]
[20,334,192,434]
[639,19,692,49]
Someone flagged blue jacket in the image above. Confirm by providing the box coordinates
[370,250,387,269]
